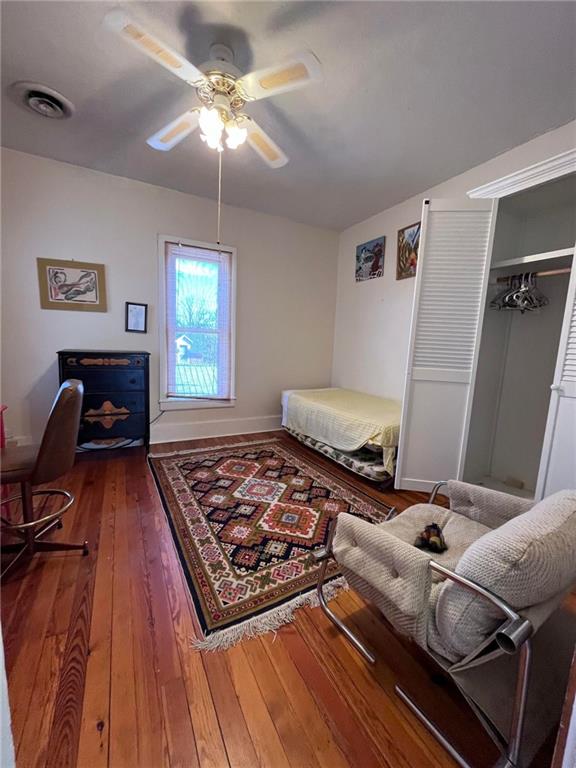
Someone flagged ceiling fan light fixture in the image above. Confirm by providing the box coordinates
[199,105,224,150]
[201,133,224,152]
[225,122,247,150]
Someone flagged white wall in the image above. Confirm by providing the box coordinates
[332,120,576,400]
[0,629,14,768]
[1,149,338,444]
[490,274,569,491]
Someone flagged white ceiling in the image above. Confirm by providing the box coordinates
[2,1,576,230]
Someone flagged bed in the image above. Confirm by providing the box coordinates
[281,388,401,482]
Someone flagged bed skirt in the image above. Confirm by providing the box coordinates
[285,428,394,483]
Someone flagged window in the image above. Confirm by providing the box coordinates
[160,238,236,409]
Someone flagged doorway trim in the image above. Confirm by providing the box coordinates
[467,148,576,200]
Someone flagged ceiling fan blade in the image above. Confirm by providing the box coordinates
[243,119,288,169]
[236,51,322,102]
[147,109,199,151]
[104,10,205,86]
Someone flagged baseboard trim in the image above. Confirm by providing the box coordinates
[150,414,282,444]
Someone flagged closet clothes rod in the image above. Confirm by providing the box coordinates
[496,267,571,283]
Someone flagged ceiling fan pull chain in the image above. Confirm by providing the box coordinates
[217,149,223,247]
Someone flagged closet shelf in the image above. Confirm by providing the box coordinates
[490,247,574,270]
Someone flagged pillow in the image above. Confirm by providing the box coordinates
[435,490,576,660]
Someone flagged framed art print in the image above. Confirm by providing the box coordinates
[397,222,421,280]
[37,258,107,312]
[125,302,148,333]
[355,236,385,282]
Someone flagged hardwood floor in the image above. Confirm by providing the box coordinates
[0,431,539,767]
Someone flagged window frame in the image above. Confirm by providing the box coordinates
[158,234,237,411]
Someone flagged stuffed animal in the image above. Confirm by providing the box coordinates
[414,523,447,553]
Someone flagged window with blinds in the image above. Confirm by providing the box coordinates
[164,241,235,401]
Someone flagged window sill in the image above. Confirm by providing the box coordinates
[159,398,236,412]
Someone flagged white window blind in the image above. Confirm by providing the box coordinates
[165,241,234,400]
[561,294,576,383]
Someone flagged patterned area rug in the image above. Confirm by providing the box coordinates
[148,437,390,650]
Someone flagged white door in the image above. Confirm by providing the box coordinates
[396,198,498,492]
[536,254,576,498]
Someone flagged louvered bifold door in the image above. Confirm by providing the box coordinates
[395,198,498,491]
[536,254,576,498]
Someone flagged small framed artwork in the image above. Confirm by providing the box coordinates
[125,302,148,333]
[355,236,385,282]
[397,222,421,280]
[36,258,107,312]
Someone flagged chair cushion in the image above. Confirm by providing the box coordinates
[426,583,454,661]
[435,490,576,660]
[0,443,38,484]
[383,504,491,574]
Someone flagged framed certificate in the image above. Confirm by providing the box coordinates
[125,302,148,333]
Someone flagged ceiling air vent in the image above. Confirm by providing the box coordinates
[9,81,75,119]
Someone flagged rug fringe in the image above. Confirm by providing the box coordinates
[191,576,348,652]
[149,436,280,460]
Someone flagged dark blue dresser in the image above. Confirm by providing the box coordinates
[58,350,150,450]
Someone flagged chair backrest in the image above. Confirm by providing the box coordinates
[435,489,576,660]
[31,379,84,485]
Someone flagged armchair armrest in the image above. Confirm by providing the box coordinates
[430,561,532,655]
[446,480,534,529]
[332,512,434,646]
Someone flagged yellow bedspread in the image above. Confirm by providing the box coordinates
[283,388,401,475]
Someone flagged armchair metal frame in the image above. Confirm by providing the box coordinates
[314,482,533,768]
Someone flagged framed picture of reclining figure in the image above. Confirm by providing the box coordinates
[36,258,107,312]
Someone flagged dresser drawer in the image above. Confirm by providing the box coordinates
[79,412,147,441]
[62,353,148,369]
[82,392,146,416]
[64,369,145,393]
[58,349,150,451]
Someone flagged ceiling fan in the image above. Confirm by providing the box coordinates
[105,9,323,168]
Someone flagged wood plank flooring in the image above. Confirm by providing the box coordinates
[0,431,551,767]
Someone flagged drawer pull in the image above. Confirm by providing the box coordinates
[84,414,129,429]
[79,357,131,367]
[85,400,130,418]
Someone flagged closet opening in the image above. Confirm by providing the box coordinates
[463,172,576,497]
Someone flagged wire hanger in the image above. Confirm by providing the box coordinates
[490,272,549,313]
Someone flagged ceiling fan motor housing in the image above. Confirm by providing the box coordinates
[200,44,241,80]
[196,72,246,114]
[212,93,235,121]
[209,44,234,64]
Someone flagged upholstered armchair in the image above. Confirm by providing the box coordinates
[314,482,576,768]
